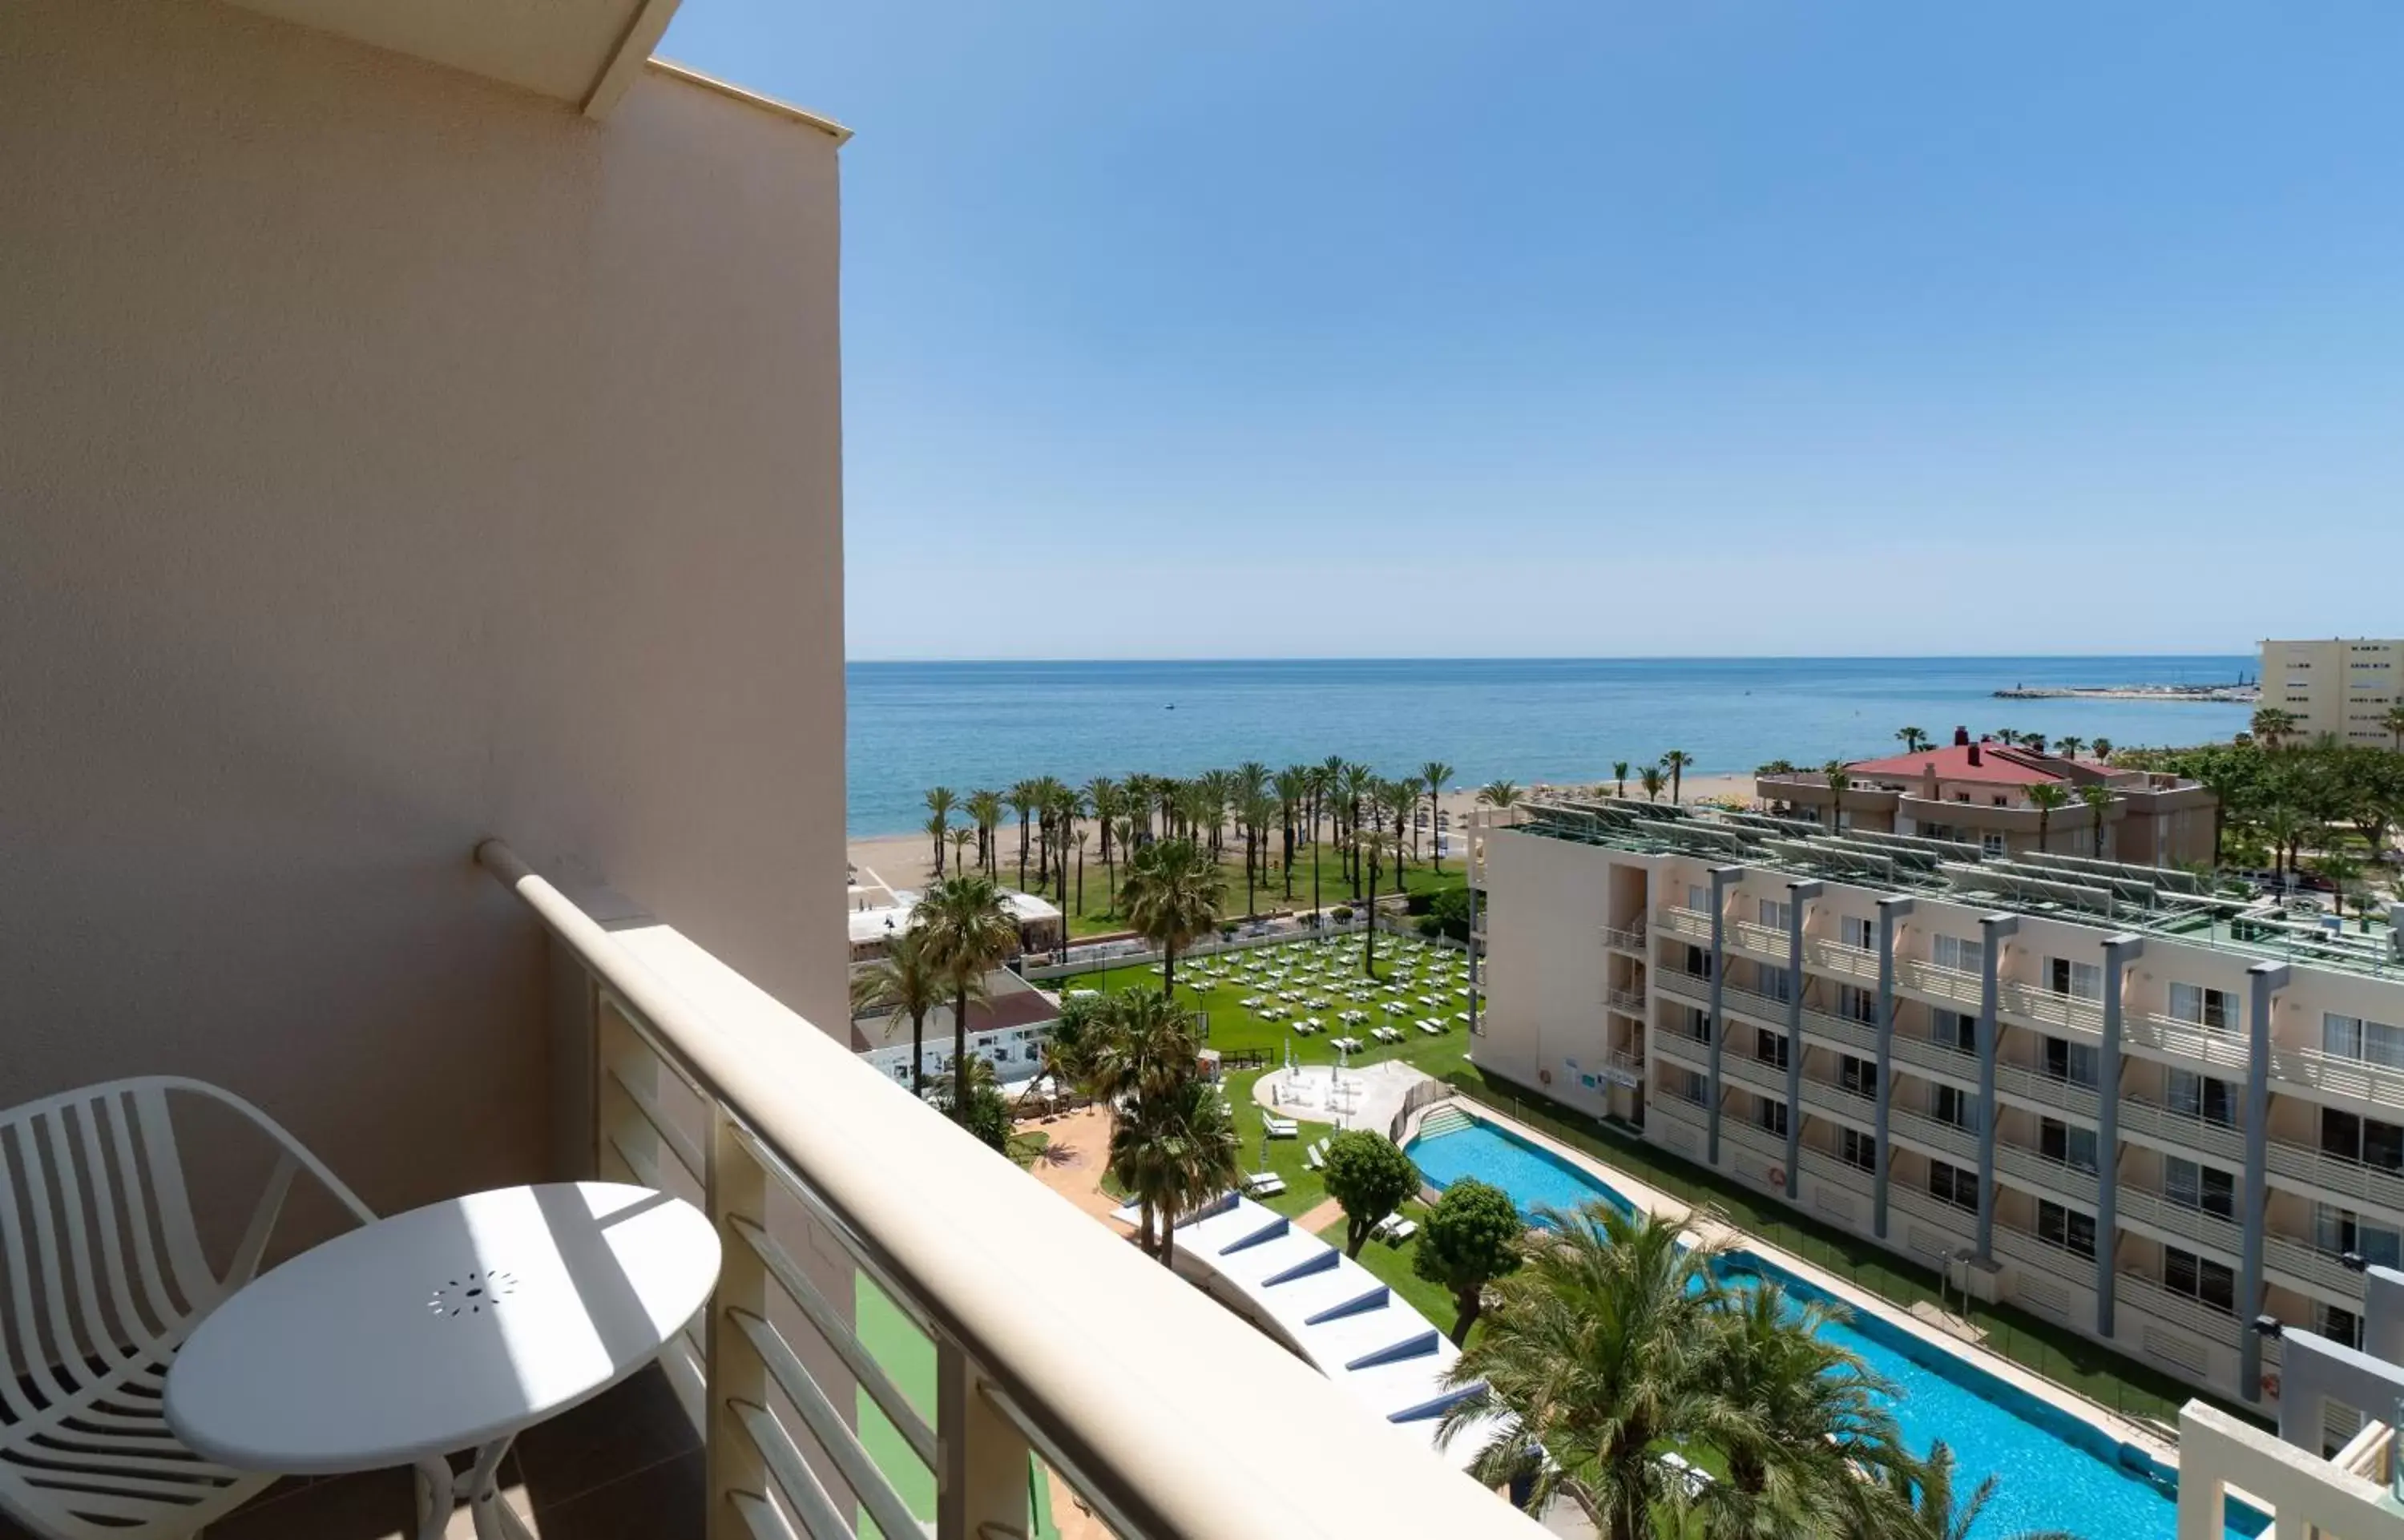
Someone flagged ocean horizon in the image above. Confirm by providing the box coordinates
[845,655,2253,839]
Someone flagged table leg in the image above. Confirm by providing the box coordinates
[413,1455,455,1540]
[462,1434,533,1540]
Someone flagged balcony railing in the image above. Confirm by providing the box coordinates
[1604,986,1648,1014]
[1725,918,1786,961]
[1896,958,1984,1011]
[1887,1107,1980,1163]
[1648,1030,1710,1074]
[1890,1034,1982,1086]
[1797,1076,1877,1124]
[2264,1139,2404,1219]
[2124,1014,2253,1078]
[1601,923,1648,953]
[2115,1185,2245,1261]
[1722,1054,1791,1097]
[1657,906,1713,945]
[2262,1234,2368,1301]
[1803,937,1880,984]
[1798,1007,1878,1058]
[1997,981,2104,1038]
[1720,1118,1789,1164]
[1991,1224,2091,1282]
[2287,1046,2404,1112]
[1887,1184,1978,1236]
[1993,1062,2100,1120]
[478,841,1537,1539]
[1718,982,1791,1027]
[2116,1098,2246,1167]
[1656,969,1711,1005]
[1799,1148,1876,1195]
[1993,1144,2099,1205]
[2114,1271,2240,1348]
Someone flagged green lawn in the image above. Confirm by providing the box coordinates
[1011,839,1467,937]
[1313,1203,1471,1342]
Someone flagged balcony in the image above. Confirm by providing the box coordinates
[1725,918,1786,961]
[1993,1063,2100,1120]
[1799,1148,1876,1195]
[1993,1144,2099,1206]
[1798,1007,1878,1058]
[1718,982,1792,1026]
[1720,1118,1789,1164]
[1991,1223,2092,1283]
[2285,1046,2404,1115]
[1798,1078,1879,1131]
[1887,1107,1980,1163]
[1722,1053,1792,1097]
[1890,1034,1982,1086]
[472,844,1535,1540]
[1604,985,1648,1014]
[2114,1271,2241,1348]
[1602,922,1648,954]
[2116,1098,2246,1167]
[1997,981,2104,1038]
[1887,1184,1978,1238]
[1655,969,1711,1005]
[2124,1014,2253,1078]
[2115,1184,2245,1262]
[2261,1234,2367,1302]
[1650,1029,1711,1074]
[1603,1048,1647,1086]
[2263,1139,2404,1219]
[1896,958,1984,1011]
[1803,937,1880,985]
[1657,905,1713,945]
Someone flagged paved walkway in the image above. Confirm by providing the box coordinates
[1016,1105,1132,1228]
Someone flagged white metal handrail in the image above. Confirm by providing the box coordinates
[1895,959,1984,1011]
[478,841,1539,1540]
[1725,919,1785,960]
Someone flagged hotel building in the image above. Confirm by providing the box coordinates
[1471,796,2404,1433]
[2261,639,2404,747]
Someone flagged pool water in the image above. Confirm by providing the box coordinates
[1405,1121,2270,1540]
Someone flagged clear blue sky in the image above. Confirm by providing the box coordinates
[660,1,2404,661]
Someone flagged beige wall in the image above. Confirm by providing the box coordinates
[2,0,846,1215]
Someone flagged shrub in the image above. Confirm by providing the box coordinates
[1331,905,1355,923]
[1428,886,1473,942]
[1322,1131,1420,1257]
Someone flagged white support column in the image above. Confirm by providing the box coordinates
[706,1108,769,1540]
[938,1342,1033,1540]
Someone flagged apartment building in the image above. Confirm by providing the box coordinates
[2262,639,2404,747]
[1760,728,2216,867]
[1470,796,2404,1425]
[3,3,1539,1534]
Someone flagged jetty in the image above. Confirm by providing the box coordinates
[1991,681,2257,702]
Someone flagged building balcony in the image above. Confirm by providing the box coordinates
[1657,906,1713,945]
[2115,1185,2245,1264]
[1602,922,1648,954]
[1798,1007,1879,1058]
[2263,1139,2404,1220]
[1803,937,1881,986]
[1890,1034,1982,1086]
[1887,1107,1980,1163]
[2114,1271,2241,1349]
[1656,968,1711,1005]
[424,842,1539,1540]
[1720,1118,1789,1164]
[1605,985,1648,1014]
[1718,982,1792,1027]
[1895,958,1984,1012]
[1887,1185,1978,1241]
[1991,1223,2092,1284]
[1722,1053,1791,1098]
[2261,1234,2367,1304]
[1650,1030,1711,1075]
[2284,1046,2404,1115]
[1798,1078,1879,1132]
[1724,918,1785,961]
[1997,981,2104,1038]
[1799,1148,1876,1195]
[2123,1014,2253,1078]
[1994,1063,2100,1121]
[1993,1143,2099,1207]
[2116,1097,2247,1167]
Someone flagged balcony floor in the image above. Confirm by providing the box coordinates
[0,1365,701,1540]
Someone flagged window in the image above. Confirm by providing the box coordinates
[2043,1035,2100,1088]
[2169,1070,2237,1125]
[1981,832,2007,857]
[1840,1054,1879,1098]
[1840,1127,1878,1172]
[1754,1028,1789,1069]
[2314,1205,2403,1270]
[2162,1247,2236,1314]
[2168,983,2237,1032]
[1991,795,2008,807]
[2318,1302,2365,1351]
[1685,944,1714,981]
[1933,1084,1981,1131]
[1838,983,1878,1025]
[2048,957,2102,1000]
[1758,898,1790,932]
[1687,883,1708,913]
[1953,791,1971,803]
[2164,1156,2236,1219]
[1933,934,1984,974]
[1841,915,1874,951]
[2325,1013,2404,1070]
[1928,1159,1980,1211]
[1755,1098,1789,1137]
[2321,1109,2404,1174]
[2040,1118,2099,1172]
[1761,965,1795,1004]
[1686,1005,1713,1043]
[2037,1199,2096,1258]
[1934,1009,1976,1053]
[1668,1066,1708,1105]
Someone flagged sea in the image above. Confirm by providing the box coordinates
[845,656,2253,838]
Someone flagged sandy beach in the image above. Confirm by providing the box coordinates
[847,772,1761,899]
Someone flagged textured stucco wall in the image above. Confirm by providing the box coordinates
[1,0,845,1215]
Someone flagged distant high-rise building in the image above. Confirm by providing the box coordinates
[2261,639,2403,747]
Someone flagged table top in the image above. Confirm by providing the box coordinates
[166,1183,720,1473]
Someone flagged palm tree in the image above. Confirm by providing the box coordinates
[1995,728,2019,747]
[848,932,969,1100]
[1110,816,1135,913]
[2023,732,2048,754]
[2056,735,2085,761]
[1084,778,1120,873]
[1662,749,1694,804]
[1704,1282,1909,1534]
[2385,704,2404,752]
[1086,990,1205,1252]
[1822,760,1848,832]
[2252,706,2301,750]
[1876,1439,2077,1540]
[910,874,1022,1126]
[1441,1207,1732,1540]
[966,789,1004,876]
[1276,766,1310,897]
[1421,760,1454,871]
[948,825,977,878]
[1072,828,1091,915]
[1611,760,1629,798]
[2026,783,2070,852]
[924,786,956,875]
[922,809,950,879]
[1339,761,1373,888]
[2079,783,2114,856]
[1109,1074,1240,1268]
[1896,726,1930,754]
[1639,765,1666,803]
[1385,778,1421,884]
[1008,780,1039,889]
[1478,779,1520,810]
[2091,736,2114,763]
[1119,837,1225,996]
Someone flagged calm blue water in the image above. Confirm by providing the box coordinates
[1406,1121,2268,1540]
[846,656,2252,836]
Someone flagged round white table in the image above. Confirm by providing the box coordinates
[165,1182,721,1540]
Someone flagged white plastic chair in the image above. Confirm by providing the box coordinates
[0,1077,373,1538]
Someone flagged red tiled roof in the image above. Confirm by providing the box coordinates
[1844,743,2069,787]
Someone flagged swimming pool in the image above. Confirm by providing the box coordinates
[1404,1119,2269,1540]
